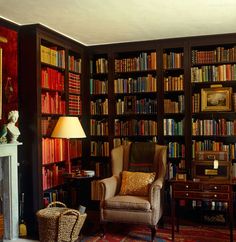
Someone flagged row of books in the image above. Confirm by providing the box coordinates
[191,64,236,82]
[69,139,82,159]
[90,119,109,136]
[167,142,185,158]
[41,92,66,114]
[42,166,65,191]
[116,98,157,115]
[43,189,69,207]
[163,119,184,136]
[90,78,108,94]
[192,140,236,160]
[164,75,184,92]
[163,52,184,69]
[41,67,65,91]
[90,141,109,157]
[114,119,158,136]
[192,118,236,136]
[92,58,108,74]
[68,55,81,73]
[164,95,185,113]
[40,45,65,68]
[68,94,82,115]
[114,75,157,93]
[191,47,236,64]
[90,98,108,115]
[115,52,156,72]
[41,117,57,136]
[69,73,81,94]
[42,138,67,164]
[94,161,110,178]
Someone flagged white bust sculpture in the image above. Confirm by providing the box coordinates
[6,110,20,143]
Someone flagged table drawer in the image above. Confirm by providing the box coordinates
[173,191,230,201]
[173,183,201,191]
[203,184,230,192]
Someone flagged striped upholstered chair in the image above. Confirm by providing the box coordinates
[99,142,167,242]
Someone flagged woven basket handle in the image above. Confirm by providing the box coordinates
[47,201,67,208]
[59,209,81,216]
[59,209,81,241]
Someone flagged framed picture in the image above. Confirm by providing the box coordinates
[176,173,187,181]
[201,86,232,112]
[124,96,136,114]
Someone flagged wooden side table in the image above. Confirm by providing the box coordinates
[170,180,234,242]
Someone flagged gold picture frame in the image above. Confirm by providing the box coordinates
[201,86,232,112]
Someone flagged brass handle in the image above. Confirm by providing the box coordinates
[214,186,217,190]
[214,194,217,198]
[186,193,189,197]
[186,185,189,189]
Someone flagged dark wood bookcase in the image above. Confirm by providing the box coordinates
[15,21,236,235]
[18,24,87,235]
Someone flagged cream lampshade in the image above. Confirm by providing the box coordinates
[51,116,86,173]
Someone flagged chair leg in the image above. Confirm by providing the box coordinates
[99,223,105,238]
[151,225,156,242]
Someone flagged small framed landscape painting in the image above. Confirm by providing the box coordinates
[201,86,232,112]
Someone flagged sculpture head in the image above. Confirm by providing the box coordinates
[8,110,19,123]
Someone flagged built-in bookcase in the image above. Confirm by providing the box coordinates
[89,54,110,178]
[19,24,85,236]
[162,47,187,179]
[190,43,236,177]
[113,50,158,147]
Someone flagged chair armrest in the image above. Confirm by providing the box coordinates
[149,178,164,208]
[99,175,120,200]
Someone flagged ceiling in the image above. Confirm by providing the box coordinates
[1,0,236,46]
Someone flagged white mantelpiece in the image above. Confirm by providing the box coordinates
[0,143,21,240]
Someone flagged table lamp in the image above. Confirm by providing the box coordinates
[51,116,86,174]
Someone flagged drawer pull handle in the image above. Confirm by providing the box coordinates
[214,194,217,198]
[214,186,217,190]
[186,193,189,197]
[186,185,189,189]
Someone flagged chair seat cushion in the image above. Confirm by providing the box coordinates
[104,195,151,211]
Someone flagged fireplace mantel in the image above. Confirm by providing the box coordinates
[0,143,21,240]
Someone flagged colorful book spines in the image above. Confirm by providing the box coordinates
[191,64,236,82]
[69,94,82,115]
[192,118,236,136]
[69,73,81,94]
[164,75,184,91]
[90,99,108,115]
[114,75,157,93]
[41,92,66,114]
[90,141,109,157]
[40,45,65,68]
[41,67,64,90]
[68,55,81,73]
[90,79,108,94]
[163,52,184,69]
[115,52,156,72]
[114,119,157,136]
[192,46,236,64]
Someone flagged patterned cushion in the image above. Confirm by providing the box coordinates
[119,171,156,196]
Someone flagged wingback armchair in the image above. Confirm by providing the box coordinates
[99,142,167,241]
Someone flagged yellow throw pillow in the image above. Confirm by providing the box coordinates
[120,171,156,196]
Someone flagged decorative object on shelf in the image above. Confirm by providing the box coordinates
[0,124,7,144]
[6,110,20,143]
[201,86,232,112]
[51,116,86,174]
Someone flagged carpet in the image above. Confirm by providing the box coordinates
[81,224,235,242]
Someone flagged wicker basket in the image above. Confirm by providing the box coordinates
[37,201,87,242]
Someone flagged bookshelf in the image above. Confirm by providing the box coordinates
[162,47,187,179]
[113,50,158,147]
[89,54,110,178]
[19,24,85,235]
[190,42,236,182]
